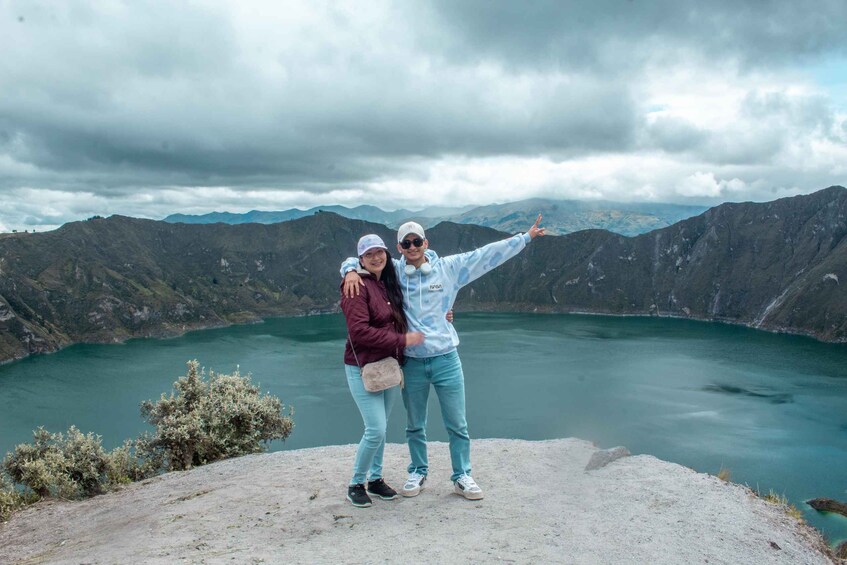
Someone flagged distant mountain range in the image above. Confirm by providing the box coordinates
[163,204,473,230]
[1,186,845,363]
[164,199,708,237]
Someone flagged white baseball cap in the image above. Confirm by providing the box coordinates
[357,234,388,256]
[397,221,426,243]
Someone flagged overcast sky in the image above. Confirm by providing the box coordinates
[2,1,847,232]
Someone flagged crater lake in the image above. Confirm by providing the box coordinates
[1,313,845,544]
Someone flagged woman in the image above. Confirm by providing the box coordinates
[341,234,424,508]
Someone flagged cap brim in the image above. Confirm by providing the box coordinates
[359,245,388,256]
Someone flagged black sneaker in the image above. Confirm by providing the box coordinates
[367,478,398,500]
[347,484,372,508]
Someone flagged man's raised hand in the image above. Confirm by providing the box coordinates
[528,214,546,239]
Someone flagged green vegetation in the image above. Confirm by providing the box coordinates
[4,426,114,499]
[0,360,293,522]
[0,474,34,522]
[139,360,294,472]
[4,190,847,364]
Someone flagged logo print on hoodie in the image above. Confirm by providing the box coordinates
[429,283,443,292]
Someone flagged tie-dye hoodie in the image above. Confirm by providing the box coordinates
[341,232,531,358]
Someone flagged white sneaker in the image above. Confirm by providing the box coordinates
[401,472,426,497]
[453,474,483,500]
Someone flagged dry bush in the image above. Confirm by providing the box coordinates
[0,473,34,522]
[762,489,804,521]
[139,360,294,471]
[2,427,111,500]
[105,438,161,484]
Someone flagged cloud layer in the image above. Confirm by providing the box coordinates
[1,0,846,231]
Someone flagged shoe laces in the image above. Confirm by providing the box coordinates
[405,472,424,485]
[457,474,478,489]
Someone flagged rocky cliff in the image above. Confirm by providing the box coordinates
[1,187,845,363]
[471,186,847,341]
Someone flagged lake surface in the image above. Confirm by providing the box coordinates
[1,313,846,543]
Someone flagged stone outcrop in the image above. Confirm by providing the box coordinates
[584,446,631,470]
[807,498,847,518]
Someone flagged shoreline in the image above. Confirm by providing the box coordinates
[2,305,843,366]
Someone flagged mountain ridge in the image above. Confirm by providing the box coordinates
[1,186,845,363]
[163,198,708,237]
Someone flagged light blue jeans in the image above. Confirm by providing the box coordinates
[402,350,471,482]
[346,364,399,485]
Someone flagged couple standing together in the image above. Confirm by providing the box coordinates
[340,216,545,508]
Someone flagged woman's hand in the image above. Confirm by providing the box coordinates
[405,332,425,346]
[527,214,545,239]
[343,271,363,298]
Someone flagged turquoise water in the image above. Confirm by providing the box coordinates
[1,313,846,544]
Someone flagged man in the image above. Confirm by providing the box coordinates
[341,215,545,500]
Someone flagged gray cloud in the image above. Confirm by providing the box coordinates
[645,117,708,154]
[0,0,846,230]
[425,0,847,72]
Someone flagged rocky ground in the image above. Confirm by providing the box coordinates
[0,438,838,564]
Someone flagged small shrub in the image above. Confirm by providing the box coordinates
[139,360,294,471]
[105,438,160,484]
[717,466,731,482]
[0,473,33,522]
[2,426,111,499]
[0,359,294,522]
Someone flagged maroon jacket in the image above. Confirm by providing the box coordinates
[341,273,406,367]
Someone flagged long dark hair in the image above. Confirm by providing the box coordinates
[364,249,407,334]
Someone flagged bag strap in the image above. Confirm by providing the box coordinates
[347,336,361,368]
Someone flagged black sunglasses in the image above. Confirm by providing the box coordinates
[400,237,424,249]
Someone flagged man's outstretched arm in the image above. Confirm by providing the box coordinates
[442,214,545,287]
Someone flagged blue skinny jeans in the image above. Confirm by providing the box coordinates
[345,364,399,485]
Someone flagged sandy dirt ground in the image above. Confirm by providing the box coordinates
[0,438,838,564]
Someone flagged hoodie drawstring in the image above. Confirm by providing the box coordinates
[404,267,424,314]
